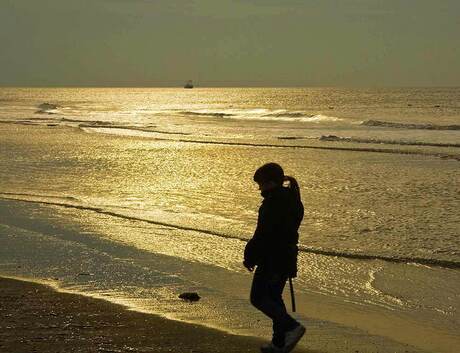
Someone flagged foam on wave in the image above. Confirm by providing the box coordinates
[180,109,343,123]
[263,112,342,122]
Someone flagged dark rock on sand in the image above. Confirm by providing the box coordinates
[179,292,201,302]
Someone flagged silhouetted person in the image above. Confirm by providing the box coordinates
[244,163,305,353]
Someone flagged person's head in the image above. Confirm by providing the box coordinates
[253,162,302,200]
[253,162,284,192]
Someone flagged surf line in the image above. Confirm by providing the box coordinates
[81,127,460,161]
[172,138,460,161]
[297,245,460,270]
[0,194,237,240]
[1,194,459,270]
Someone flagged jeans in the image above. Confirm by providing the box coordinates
[250,267,299,347]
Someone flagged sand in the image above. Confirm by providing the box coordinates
[0,277,297,353]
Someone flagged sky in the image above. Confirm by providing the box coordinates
[1,0,459,87]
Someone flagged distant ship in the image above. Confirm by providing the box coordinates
[184,80,194,89]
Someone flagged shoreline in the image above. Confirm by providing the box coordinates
[0,198,442,353]
[0,276,282,353]
[1,123,458,353]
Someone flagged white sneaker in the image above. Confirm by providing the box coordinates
[260,342,284,353]
[284,325,306,352]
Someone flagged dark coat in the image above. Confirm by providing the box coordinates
[244,186,304,277]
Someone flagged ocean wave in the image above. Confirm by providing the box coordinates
[35,110,58,115]
[180,109,342,123]
[77,126,460,161]
[181,111,234,118]
[0,120,41,125]
[298,245,460,269]
[27,117,59,121]
[361,120,460,131]
[35,102,60,115]
[263,112,342,122]
[263,112,307,118]
[277,136,309,140]
[62,118,112,125]
[319,135,460,148]
[1,192,459,270]
[165,139,460,161]
[38,102,58,110]
[3,119,459,161]
[80,125,192,136]
[0,119,192,136]
[0,192,230,241]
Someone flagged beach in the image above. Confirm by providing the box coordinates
[0,276,265,353]
[2,0,460,347]
[1,87,459,353]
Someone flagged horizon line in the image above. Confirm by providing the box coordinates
[1,84,460,89]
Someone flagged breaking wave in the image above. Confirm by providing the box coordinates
[361,120,460,131]
[35,102,60,115]
[1,192,459,269]
[262,112,342,122]
[180,109,342,123]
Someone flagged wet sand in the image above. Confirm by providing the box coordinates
[0,277,288,353]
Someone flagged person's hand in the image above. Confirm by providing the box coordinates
[243,260,254,272]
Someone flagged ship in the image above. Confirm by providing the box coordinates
[184,80,194,89]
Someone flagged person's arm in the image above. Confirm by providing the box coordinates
[243,207,264,270]
[243,199,282,269]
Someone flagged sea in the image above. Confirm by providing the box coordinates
[0,87,459,353]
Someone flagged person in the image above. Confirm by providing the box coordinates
[244,163,305,353]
